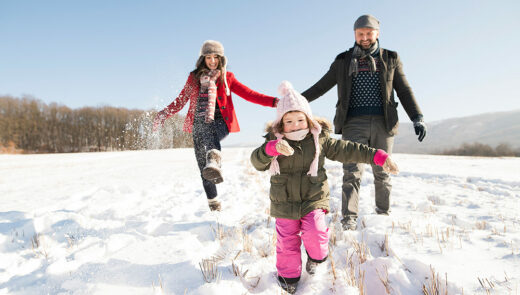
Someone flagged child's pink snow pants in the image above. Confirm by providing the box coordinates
[275,209,329,280]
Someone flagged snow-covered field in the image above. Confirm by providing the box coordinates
[1,148,519,294]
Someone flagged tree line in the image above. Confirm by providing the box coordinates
[3,95,518,157]
[0,96,192,154]
[440,142,520,157]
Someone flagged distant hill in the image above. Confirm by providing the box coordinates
[394,110,520,154]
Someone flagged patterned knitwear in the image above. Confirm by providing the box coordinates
[196,89,223,121]
[348,54,384,117]
[199,70,221,123]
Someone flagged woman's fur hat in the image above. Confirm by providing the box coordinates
[196,40,230,95]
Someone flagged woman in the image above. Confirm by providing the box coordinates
[153,40,278,211]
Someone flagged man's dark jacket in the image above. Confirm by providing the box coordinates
[301,47,423,135]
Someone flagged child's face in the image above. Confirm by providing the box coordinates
[204,54,219,70]
[282,111,308,133]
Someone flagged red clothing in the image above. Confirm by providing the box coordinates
[161,71,277,133]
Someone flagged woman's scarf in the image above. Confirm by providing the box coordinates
[200,69,221,123]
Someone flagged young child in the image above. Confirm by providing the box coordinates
[153,40,278,211]
[250,81,398,294]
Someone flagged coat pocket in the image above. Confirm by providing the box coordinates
[270,175,289,203]
[386,96,399,135]
[306,172,329,201]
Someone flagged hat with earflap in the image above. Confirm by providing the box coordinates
[196,40,230,95]
[269,81,322,177]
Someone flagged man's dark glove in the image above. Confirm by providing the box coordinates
[413,116,427,142]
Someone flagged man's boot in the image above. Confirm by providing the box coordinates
[341,216,357,231]
[375,207,389,216]
[202,149,223,184]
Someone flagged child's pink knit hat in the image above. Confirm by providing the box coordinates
[269,81,322,176]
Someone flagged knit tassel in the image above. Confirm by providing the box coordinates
[307,123,322,177]
[268,156,280,175]
[268,133,284,175]
[223,69,230,95]
[224,78,230,96]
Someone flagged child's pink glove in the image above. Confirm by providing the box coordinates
[374,149,399,175]
[265,139,294,156]
[265,139,281,156]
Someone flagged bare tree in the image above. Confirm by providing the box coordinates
[0,96,192,154]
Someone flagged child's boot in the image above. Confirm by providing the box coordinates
[305,259,319,275]
[202,149,223,184]
[279,281,298,294]
[208,197,221,211]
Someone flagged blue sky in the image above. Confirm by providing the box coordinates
[1,0,519,145]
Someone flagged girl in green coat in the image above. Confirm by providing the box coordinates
[250,81,398,294]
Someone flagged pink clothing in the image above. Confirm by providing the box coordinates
[373,149,389,166]
[265,139,282,156]
[269,81,322,177]
[275,209,329,279]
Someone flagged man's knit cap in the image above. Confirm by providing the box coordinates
[354,14,380,30]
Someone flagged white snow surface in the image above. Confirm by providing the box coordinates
[1,148,519,294]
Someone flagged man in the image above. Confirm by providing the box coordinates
[301,15,427,230]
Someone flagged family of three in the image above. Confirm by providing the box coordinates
[153,14,426,294]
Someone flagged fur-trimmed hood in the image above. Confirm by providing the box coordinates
[264,117,332,136]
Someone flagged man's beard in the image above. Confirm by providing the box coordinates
[357,40,376,50]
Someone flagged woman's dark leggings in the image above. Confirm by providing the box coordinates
[192,116,229,199]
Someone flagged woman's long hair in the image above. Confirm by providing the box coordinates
[192,55,225,85]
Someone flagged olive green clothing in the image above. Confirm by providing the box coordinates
[250,122,377,220]
[301,47,423,135]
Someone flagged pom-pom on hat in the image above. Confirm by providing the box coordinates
[195,40,230,95]
[273,81,317,130]
[269,81,322,177]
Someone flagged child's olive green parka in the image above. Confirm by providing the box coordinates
[250,118,378,220]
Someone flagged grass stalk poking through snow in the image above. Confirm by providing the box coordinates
[376,265,396,294]
[31,233,48,259]
[349,234,371,264]
[199,257,221,283]
[152,274,164,293]
[377,234,390,257]
[211,222,225,242]
[422,265,448,295]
